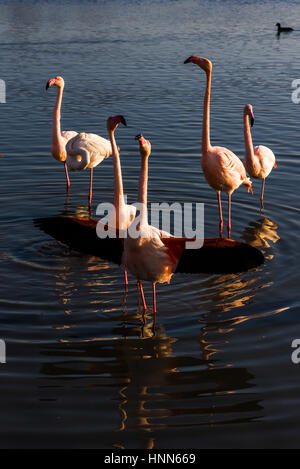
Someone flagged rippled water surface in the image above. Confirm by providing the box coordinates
[0,0,300,449]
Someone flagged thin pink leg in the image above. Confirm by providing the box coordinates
[137,280,147,311]
[217,192,223,238]
[152,283,157,314]
[260,179,265,210]
[88,167,93,205]
[64,162,70,191]
[227,194,232,239]
[124,269,128,291]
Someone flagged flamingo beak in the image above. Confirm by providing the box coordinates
[135,134,147,145]
[46,78,56,90]
[119,115,127,126]
[250,116,255,127]
[184,56,193,64]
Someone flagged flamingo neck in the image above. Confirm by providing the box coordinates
[109,130,126,210]
[138,156,149,226]
[202,68,212,155]
[52,86,63,146]
[243,113,255,164]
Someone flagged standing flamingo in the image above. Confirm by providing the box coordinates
[122,135,177,315]
[46,76,113,204]
[46,76,78,189]
[106,115,136,289]
[184,56,253,239]
[243,104,277,210]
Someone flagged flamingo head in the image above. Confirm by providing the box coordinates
[46,76,65,90]
[244,104,255,127]
[106,115,127,133]
[135,134,151,158]
[184,55,212,73]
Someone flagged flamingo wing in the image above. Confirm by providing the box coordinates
[61,130,78,143]
[253,145,276,178]
[66,133,112,170]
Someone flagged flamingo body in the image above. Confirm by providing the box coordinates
[66,132,112,171]
[202,146,252,195]
[243,104,277,209]
[245,145,276,180]
[184,55,253,238]
[122,136,178,312]
[123,225,175,284]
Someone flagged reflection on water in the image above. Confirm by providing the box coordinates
[241,217,280,250]
[1,0,300,449]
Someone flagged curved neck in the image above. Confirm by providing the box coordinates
[202,68,212,154]
[243,113,255,163]
[138,156,148,226]
[109,130,125,209]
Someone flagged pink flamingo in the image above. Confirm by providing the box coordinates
[106,115,136,289]
[46,76,112,204]
[184,56,253,239]
[46,76,78,189]
[243,104,277,210]
[122,135,178,314]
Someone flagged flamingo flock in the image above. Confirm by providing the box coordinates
[42,58,276,314]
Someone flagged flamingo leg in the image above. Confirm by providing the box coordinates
[260,179,265,210]
[124,269,128,291]
[64,162,70,191]
[88,167,93,205]
[152,283,157,313]
[217,192,223,238]
[227,194,232,239]
[137,280,147,311]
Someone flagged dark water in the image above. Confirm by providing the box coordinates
[0,0,300,449]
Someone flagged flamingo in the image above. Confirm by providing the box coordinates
[243,104,277,210]
[46,76,113,204]
[184,56,253,239]
[122,135,178,314]
[106,114,136,288]
[46,76,78,189]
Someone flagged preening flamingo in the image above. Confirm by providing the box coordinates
[122,135,178,314]
[46,76,78,189]
[46,75,113,204]
[184,56,253,239]
[106,115,136,288]
[243,104,277,210]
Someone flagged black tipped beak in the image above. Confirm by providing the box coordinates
[45,81,50,90]
[251,117,254,127]
[184,56,192,64]
[135,133,142,141]
[120,116,127,126]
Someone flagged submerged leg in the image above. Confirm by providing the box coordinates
[217,192,223,238]
[64,162,70,191]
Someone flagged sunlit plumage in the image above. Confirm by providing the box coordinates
[243,104,277,209]
[184,56,253,239]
